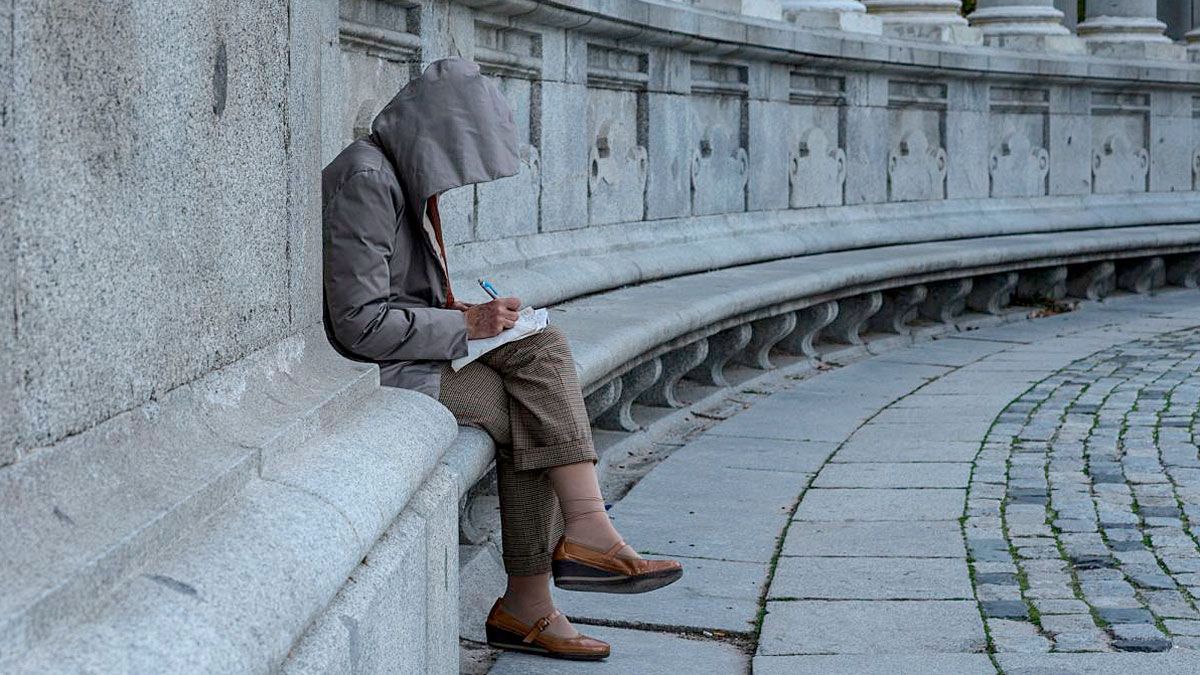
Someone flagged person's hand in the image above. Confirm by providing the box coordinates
[449,300,475,311]
[463,297,521,338]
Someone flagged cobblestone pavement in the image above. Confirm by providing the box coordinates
[489,291,1200,674]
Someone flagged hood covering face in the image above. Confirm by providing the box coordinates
[371,58,520,206]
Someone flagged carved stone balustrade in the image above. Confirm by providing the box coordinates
[871,286,928,334]
[594,358,663,432]
[1016,266,1069,303]
[1117,257,1167,294]
[967,274,1019,315]
[920,279,974,324]
[778,302,840,359]
[736,314,800,370]
[637,340,709,408]
[1167,254,1200,288]
[825,293,883,344]
[1067,262,1117,301]
[686,325,753,387]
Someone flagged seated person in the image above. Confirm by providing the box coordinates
[321,57,682,661]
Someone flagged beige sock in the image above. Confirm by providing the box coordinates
[548,461,639,559]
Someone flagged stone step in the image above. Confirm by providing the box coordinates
[0,328,397,668]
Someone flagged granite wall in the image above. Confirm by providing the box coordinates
[2,0,327,461]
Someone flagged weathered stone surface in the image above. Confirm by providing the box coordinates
[784,520,965,557]
[563,555,766,634]
[491,624,747,674]
[755,654,996,675]
[794,488,967,521]
[771,556,973,600]
[759,600,986,655]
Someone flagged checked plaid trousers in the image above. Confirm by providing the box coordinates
[438,325,598,576]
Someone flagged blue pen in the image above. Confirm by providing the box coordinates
[478,278,501,299]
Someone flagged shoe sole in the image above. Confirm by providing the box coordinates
[485,624,609,661]
[552,559,684,594]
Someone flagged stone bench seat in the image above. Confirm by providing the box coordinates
[557,222,1200,400]
[0,328,462,673]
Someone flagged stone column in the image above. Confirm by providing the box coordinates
[1077,0,1184,59]
[863,0,982,43]
[782,0,882,33]
[968,0,1082,51]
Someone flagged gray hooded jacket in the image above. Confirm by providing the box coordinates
[322,58,520,397]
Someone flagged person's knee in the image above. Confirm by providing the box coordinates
[540,324,567,345]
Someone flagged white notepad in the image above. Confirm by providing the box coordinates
[451,306,549,371]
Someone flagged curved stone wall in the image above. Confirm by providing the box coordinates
[326,0,1200,311]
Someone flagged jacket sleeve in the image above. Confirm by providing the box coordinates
[323,169,469,362]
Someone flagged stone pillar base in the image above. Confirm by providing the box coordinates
[983,33,1085,53]
[883,22,983,44]
[1087,40,1186,61]
[693,0,784,20]
[785,8,883,33]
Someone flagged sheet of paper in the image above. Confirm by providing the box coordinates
[451,306,549,371]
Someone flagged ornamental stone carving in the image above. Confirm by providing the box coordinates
[588,119,648,225]
[790,128,847,208]
[990,131,1049,197]
[692,124,749,215]
[1091,131,1148,194]
[888,128,947,202]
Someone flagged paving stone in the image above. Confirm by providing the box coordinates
[562,556,765,635]
[758,600,986,655]
[752,654,997,675]
[770,557,971,601]
[793,489,966,522]
[813,462,970,489]
[669,435,838,475]
[782,520,964,558]
[1051,630,1111,652]
[1109,623,1172,652]
[489,624,747,674]
[1040,613,1100,635]
[1034,598,1091,615]
[981,600,1029,619]
[1095,607,1155,624]
[1165,619,1200,636]
[989,618,1053,653]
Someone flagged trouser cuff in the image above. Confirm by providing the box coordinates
[503,550,555,577]
[510,437,598,473]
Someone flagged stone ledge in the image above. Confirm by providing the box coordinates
[0,327,459,673]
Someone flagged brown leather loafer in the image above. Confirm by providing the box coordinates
[484,599,610,661]
[552,538,684,594]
